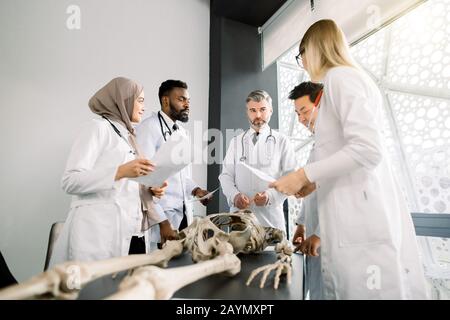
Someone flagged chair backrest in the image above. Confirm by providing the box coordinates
[0,250,17,289]
[43,222,64,271]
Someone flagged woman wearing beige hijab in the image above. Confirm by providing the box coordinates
[50,77,167,266]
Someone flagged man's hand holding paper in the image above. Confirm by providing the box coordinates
[189,187,219,206]
[232,163,276,208]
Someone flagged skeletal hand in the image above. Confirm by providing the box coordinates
[246,256,292,290]
[246,241,293,289]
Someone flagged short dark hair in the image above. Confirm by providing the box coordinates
[288,81,323,103]
[158,80,188,105]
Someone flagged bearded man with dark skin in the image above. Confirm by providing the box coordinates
[136,80,210,249]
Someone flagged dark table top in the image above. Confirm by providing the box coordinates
[79,248,303,300]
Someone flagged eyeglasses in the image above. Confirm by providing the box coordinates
[295,47,305,68]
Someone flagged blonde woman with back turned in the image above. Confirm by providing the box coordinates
[270,19,429,299]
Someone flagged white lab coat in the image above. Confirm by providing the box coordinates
[219,125,297,233]
[135,111,198,244]
[50,118,151,266]
[296,149,324,300]
[303,66,429,299]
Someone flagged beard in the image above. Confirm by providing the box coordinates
[250,118,267,130]
[169,102,189,123]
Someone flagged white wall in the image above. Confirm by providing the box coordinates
[0,0,210,281]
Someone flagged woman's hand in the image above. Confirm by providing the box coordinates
[295,182,316,198]
[115,158,155,180]
[150,181,168,199]
[269,168,311,195]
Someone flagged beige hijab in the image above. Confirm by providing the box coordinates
[89,77,157,231]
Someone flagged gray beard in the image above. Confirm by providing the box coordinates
[249,119,267,131]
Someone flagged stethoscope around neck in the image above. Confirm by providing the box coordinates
[239,128,276,162]
[157,111,185,188]
[102,115,136,155]
[158,111,173,141]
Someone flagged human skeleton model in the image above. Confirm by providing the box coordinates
[0,210,293,300]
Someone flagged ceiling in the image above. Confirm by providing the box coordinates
[211,0,289,27]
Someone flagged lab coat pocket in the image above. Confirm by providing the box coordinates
[334,172,391,247]
[69,203,118,261]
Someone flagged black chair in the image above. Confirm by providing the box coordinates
[0,250,17,289]
[43,222,64,271]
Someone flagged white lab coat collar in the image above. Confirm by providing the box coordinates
[159,110,183,130]
[106,117,130,137]
[248,124,270,139]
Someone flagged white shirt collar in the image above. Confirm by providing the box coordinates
[248,124,270,137]
[159,110,177,129]
[159,111,187,138]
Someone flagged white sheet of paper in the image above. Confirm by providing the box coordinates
[237,162,276,198]
[132,131,192,187]
[187,187,220,203]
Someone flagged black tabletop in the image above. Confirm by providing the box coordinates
[78,248,303,300]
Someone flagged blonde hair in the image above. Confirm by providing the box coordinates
[300,19,356,81]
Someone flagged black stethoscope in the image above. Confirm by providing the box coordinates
[158,111,174,141]
[239,128,276,162]
[102,116,136,155]
[157,111,186,198]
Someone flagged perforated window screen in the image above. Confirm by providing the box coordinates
[277,0,450,297]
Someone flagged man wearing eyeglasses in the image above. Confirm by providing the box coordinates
[136,80,210,249]
[295,46,306,69]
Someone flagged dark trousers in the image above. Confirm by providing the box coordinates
[179,211,188,231]
[128,236,146,254]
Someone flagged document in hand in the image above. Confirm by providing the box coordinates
[236,162,276,198]
[133,131,192,187]
[186,187,220,203]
